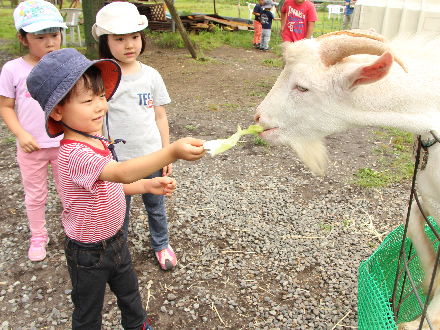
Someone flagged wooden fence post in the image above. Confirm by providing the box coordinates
[163,0,198,59]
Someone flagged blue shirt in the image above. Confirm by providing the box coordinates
[253,4,263,22]
[345,1,354,15]
[261,10,275,29]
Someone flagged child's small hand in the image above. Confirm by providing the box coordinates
[148,177,177,197]
[162,163,173,177]
[171,137,206,161]
[17,131,41,153]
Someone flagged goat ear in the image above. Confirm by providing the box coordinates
[346,51,394,88]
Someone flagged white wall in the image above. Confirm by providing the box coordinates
[351,0,440,39]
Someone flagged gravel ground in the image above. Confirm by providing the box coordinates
[0,42,412,329]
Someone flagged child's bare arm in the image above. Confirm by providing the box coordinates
[99,137,206,184]
[0,95,40,153]
[155,105,173,176]
[305,21,315,39]
[155,105,170,148]
[124,177,177,196]
[280,11,287,35]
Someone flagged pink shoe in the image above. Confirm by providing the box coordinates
[155,245,177,270]
[28,235,49,262]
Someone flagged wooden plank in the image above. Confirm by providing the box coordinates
[190,23,210,29]
[193,15,253,29]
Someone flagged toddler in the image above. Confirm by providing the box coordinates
[26,48,206,329]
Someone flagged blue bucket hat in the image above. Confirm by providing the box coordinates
[26,48,121,138]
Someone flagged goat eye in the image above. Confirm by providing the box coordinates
[296,85,308,92]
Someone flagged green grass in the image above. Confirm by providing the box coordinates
[0,0,346,59]
[149,29,261,53]
[173,0,253,19]
[352,128,414,188]
[185,124,198,131]
[221,103,240,112]
[0,6,15,40]
[253,135,269,146]
[262,58,283,68]
[3,137,15,144]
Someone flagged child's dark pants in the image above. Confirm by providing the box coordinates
[65,230,146,330]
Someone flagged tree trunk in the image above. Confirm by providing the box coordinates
[11,0,18,8]
[163,0,197,59]
[82,0,104,59]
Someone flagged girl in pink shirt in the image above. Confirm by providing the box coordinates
[0,0,67,261]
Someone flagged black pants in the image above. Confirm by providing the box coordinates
[65,230,146,330]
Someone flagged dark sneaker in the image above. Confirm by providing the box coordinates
[254,43,260,48]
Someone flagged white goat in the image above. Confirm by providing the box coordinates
[254,30,440,329]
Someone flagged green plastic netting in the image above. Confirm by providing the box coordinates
[358,218,440,329]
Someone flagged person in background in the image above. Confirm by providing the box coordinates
[0,0,67,262]
[253,0,264,48]
[280,0,317,43]
[343,0,357,30]
[259,0,280,51]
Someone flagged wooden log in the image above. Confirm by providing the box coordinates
[163,0,197,59]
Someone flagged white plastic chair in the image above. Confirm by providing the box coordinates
[327,5,345,20]
[247,2,256,20]
[60,8,82,47]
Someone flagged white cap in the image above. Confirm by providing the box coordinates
[92,2,148,41]
[14,0,67,33]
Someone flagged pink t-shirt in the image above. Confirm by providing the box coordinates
[281,0,318,42]
[0,57,63,148]
[58,138,125,243]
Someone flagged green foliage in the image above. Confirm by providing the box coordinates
[313,10,344,37]
[262,58,283,68]
[180,10,194,16]
[253,135,269,146]
[221,103,239,111]
[0,7,16,40]
[3,137,15,144]
[352,128,414,188]
[353,168,390,188]
[185,125,197,131]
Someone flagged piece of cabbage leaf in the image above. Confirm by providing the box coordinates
[203,124,264,156]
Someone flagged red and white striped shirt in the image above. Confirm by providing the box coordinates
[58,138,125,243]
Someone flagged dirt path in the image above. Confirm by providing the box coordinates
[0,40,411,329]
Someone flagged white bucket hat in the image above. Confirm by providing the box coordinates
[92,2,148,41]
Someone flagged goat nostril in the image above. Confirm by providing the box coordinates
[254,114,260,123]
